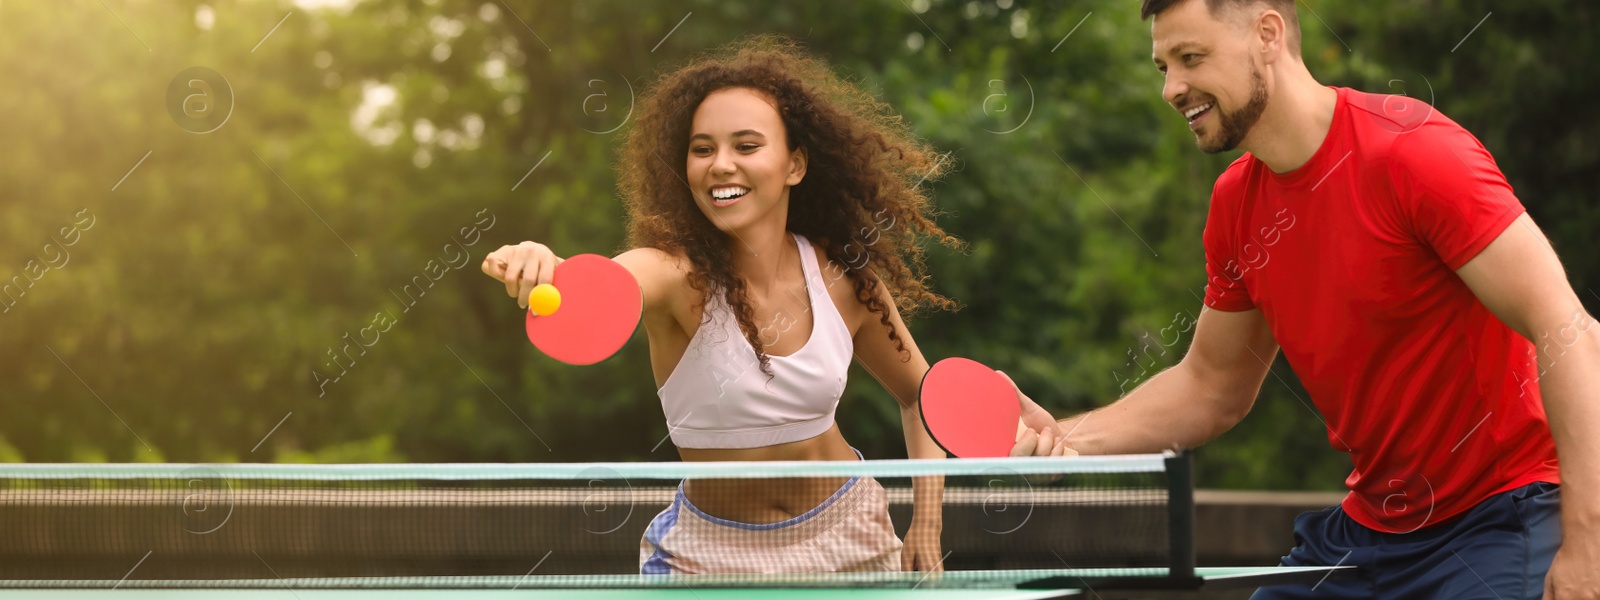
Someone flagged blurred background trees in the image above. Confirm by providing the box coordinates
[2,0,1592,491]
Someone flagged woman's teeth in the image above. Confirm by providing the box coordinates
[710,186,749,206]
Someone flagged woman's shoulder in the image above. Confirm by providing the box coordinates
[615,245,687,270]
[613,246,692,312]
[802,237,870,333]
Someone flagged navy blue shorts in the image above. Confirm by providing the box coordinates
[1251,482,1561,600]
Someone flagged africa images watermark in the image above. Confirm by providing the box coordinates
[1510,306,1597,398]
[2,209,97,316]
[1111,311,1198,396]
[311,209,497,396]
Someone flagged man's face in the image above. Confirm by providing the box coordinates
[1151,0,1269,154]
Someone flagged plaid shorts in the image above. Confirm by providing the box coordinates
[639,474,903,575]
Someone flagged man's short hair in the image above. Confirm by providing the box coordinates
[1141,0,1302,56]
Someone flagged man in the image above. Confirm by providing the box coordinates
[1011,1,1600,597]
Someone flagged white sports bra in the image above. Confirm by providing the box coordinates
[655,233,854,449]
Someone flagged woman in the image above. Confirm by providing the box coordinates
[483,36,954,574]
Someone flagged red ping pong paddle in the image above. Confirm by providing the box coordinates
[918,357,1021,458]
[523,254,643,365]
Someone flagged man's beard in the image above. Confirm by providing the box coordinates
[1199,65,1269,154]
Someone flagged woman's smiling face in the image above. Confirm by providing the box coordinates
[685,87,807,234]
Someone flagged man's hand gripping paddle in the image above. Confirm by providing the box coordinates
[918,357,1023,458]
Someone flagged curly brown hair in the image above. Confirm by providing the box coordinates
[619,35,960,376]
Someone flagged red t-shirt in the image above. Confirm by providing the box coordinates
[1202,87,1560,533]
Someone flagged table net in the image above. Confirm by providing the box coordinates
[0,454,1192,589]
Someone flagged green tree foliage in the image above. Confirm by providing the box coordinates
[1,0,1591,490]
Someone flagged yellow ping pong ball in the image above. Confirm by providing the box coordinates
[528,284,561,316]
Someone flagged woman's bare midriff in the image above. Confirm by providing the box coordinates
[676,423,860,524]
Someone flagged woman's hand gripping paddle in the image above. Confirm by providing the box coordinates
[520,254,642,365]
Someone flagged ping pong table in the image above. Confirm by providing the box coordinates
[2,455,1352,598]
[1,566,1354,599]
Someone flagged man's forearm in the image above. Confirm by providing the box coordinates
[1538,316,1600,529]
[1057,363,1245,455]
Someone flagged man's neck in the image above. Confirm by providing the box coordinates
[1241,71,1338,174]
